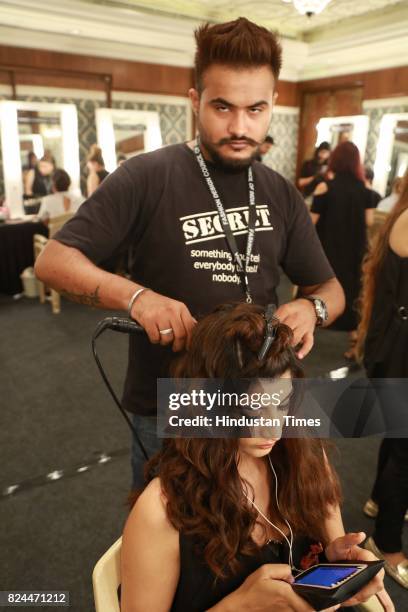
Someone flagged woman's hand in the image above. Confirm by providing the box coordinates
[207,563,339,611]
[325,532,394,611]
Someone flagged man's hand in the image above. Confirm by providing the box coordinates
[325,533,394,611]
[131,289,197,352]
[275,299,317,359]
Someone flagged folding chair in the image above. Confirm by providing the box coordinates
[92,537,122,612]
[33,233,61,314]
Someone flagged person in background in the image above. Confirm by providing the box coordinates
[22,151,38,173]
[38,169,84,223]
[364,167,382,208]
[357,169,408,589]
[86,144,109,196]
[121,302,392,612]
[42,148,56,167]
[255,135,274,162]
[24,156,55,198]
[298,141,331,197]
[117,153,127,166]
[378,176,403,213]
[310,141,375,361]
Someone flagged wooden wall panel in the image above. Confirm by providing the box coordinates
[0,70,107,91]
[297,86,363,174]
[0,45,194,96]
[275,80,299,107]
[0,44,300,106]
[298,65,408,100]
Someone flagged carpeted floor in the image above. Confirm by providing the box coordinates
[0,283,406,611]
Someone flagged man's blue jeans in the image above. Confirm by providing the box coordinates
[131,414,162,490]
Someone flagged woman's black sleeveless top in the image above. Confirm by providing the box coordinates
[171,533,320,612]
[32,167,52,197]
[364,248,408,377]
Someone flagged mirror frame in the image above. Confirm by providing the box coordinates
[315,115,369,161]
[0,100,81,218]
[95,108,163,173]
[373,112,408,196]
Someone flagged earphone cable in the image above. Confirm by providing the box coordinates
[243,455,301,573]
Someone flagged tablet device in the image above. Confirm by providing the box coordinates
[292,560,384,610]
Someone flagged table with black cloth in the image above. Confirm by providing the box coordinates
[0,219,48,295]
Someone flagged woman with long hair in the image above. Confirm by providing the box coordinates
[310,141,375,360]
[24,155,55,198]
[121,303,390,611]
[357,169,408,589]
[86,144,109,196]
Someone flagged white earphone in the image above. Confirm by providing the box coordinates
[243,455,301,572]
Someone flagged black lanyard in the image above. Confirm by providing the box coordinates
[193,140,257,303]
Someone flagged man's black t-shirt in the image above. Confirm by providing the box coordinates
[55,143,333,415]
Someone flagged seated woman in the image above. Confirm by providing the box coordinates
[24,155,55,198]
[121,303,392,612]
[38,169,84,223]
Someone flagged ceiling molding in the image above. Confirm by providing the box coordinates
[0,25,194,68]
[57,0,404,39]
[302,32,408,80]
[304,1,408,43]
[0,0,406,84]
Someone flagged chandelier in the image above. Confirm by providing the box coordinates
[282,0,332,16]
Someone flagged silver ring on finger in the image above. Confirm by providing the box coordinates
[159,328,173,335]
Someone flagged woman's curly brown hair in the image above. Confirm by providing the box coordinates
[357,169,408,359]
[131,303,341,577]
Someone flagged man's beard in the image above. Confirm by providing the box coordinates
[198,124,262,173]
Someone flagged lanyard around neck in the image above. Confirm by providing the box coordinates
[193,139,257,303]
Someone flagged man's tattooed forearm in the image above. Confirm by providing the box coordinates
[60,286,101,307]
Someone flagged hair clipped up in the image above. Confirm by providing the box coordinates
[172,302,301,379]
[194,17,282,92]
[87,144,105,166]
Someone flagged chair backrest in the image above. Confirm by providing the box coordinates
[33,233,49,260]
[48,212,74,238]
[92,537,122,612]
[368,209,388,244]
[356,594,386,612]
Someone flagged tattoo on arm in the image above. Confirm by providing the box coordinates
[61,286,101,307]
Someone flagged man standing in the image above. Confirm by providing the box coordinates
[35,17,344,488]
[298,141,331,197]
[255,135,274,162]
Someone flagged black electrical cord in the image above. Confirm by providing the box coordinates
[91,316,149,461]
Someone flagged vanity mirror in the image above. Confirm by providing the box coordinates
[315,115,369,159]
[0,101,81,218]
[95,108,163,173]
[373,113,408,196]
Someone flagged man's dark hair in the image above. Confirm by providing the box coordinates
[52,169,71,192]
[365,167,374,182]
[194,17,282,93]
[264,135,274,144]
[317,141,331,152]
